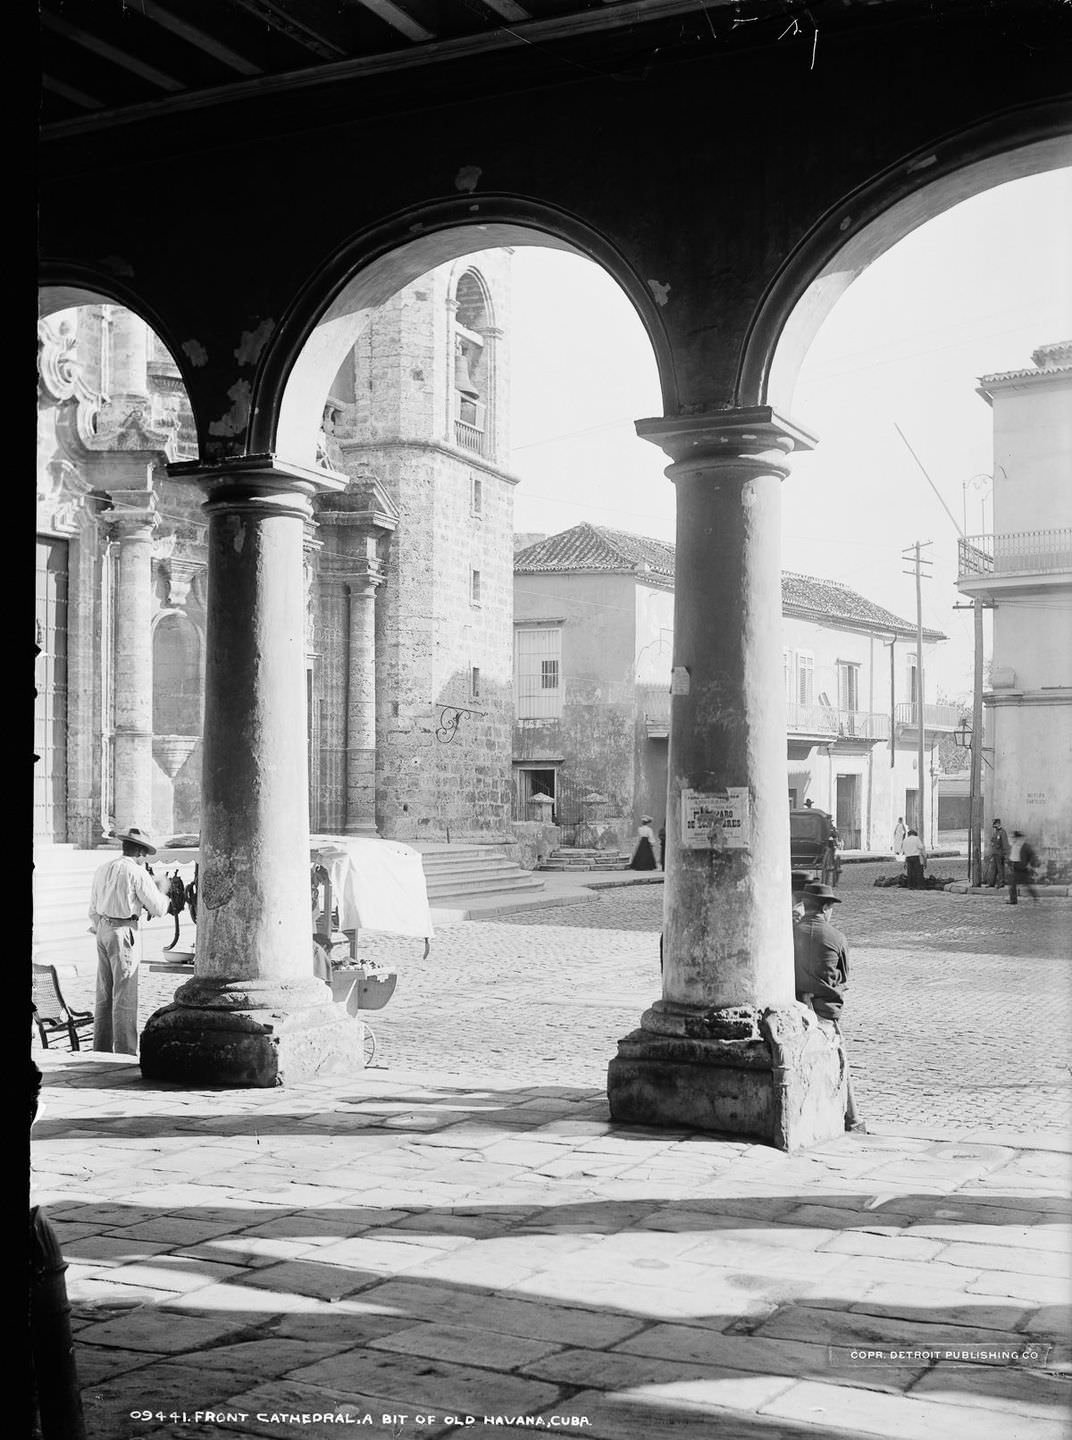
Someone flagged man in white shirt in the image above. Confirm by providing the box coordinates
[901,828,927,888]
[88,827,171,1054]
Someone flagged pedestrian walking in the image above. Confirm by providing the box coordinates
[628,816,658,871]
[1006,829,1041,906]
[986,818,1010,888]
[901,828,927,888]
[88,826,170,1054]
[821,823,843,888]
[657,824,666,871]
[793,882,865,1132]
[892,817,906,855]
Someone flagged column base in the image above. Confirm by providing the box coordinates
[606,1004,846,1151]
[139,977,367,1087]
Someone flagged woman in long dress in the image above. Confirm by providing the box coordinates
[629,816,658,871]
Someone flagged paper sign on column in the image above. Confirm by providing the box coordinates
[681,787,751,849]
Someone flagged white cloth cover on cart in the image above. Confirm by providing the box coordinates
[311,837,434,939]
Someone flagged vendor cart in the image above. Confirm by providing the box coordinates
[150,836,433,1067]
[309,836,434,1064]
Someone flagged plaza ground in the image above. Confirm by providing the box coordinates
[32,861,1072,1439]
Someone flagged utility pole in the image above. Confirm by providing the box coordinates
[970,596,984,886]
[954,596,991,888]
[901,541,933,841]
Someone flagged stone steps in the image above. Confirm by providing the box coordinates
[537,847,632,873]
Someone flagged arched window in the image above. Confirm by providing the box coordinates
[153,613,202,735]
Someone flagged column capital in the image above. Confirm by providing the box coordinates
[317,494,399,538]
[107,500,159,540]
[343,559,388,596]
[169,453,348,520]
[636,407,817,473]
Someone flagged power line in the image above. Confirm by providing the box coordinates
[893,424,964,538]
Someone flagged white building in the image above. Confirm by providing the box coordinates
[513,525,952,851]
[957,340,1072,870]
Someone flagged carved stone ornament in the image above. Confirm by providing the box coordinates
[164,556,202,609]
[96,403,175,458]
[36,453,97,535]
[38,317,90,405]
[38,318,103,458]
[152,530,178,563]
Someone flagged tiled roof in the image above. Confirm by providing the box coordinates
[781,572,943,640]
[978,339,1072,388]
[515,523,944,640]
[514,523,676,583]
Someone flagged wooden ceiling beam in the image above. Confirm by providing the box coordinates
[41,12,186,92]
[133,1,263,77]
[472,0,531,22]
[351,0,435,44]
[229,0,350,60]
[41,74,103,111]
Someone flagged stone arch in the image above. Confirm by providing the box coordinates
[738,104,1072,413]
[451,264,495,330]
[38,271,200,414]
[264,198,675,469]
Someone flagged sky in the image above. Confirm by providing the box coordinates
[507,165,1072,704]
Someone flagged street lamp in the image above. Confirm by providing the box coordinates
[961,473,992,538]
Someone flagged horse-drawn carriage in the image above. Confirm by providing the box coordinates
[790,807,843,887]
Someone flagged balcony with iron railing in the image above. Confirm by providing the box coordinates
[638,685,890,742]
[638,683,671,736]
[786,702,890,741]
[894,702,963,732]
[958,529,1072,585]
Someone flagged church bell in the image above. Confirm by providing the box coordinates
[454,348,479,401]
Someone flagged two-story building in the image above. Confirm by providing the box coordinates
[514,524,951,851]
[956,340,1072,869]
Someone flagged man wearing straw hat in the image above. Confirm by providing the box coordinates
[88,827,171,1054]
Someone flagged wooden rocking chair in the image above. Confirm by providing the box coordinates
[31,963,94,1051]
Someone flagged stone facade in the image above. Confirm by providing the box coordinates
[35,251,518,848]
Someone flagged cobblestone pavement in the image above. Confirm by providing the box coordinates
[67,863,1071,1138]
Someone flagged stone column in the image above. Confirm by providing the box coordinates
[316,478,398,838]
[344,542,387,836]
[111,507,156,831]
[108,306,150,410]
[606,408,847,1151]
[140,457,365,1086]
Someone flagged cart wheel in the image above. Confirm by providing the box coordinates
[363,1025,377,1067]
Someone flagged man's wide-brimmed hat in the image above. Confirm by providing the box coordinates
[115,826,156,855]
[804,882,841,904]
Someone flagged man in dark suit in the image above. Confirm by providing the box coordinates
[793,882,865,1133]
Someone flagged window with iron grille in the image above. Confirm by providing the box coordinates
[470,568,481,605]
[515,626,562,718]
[471,474,483,518]
[471,665,481,698]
